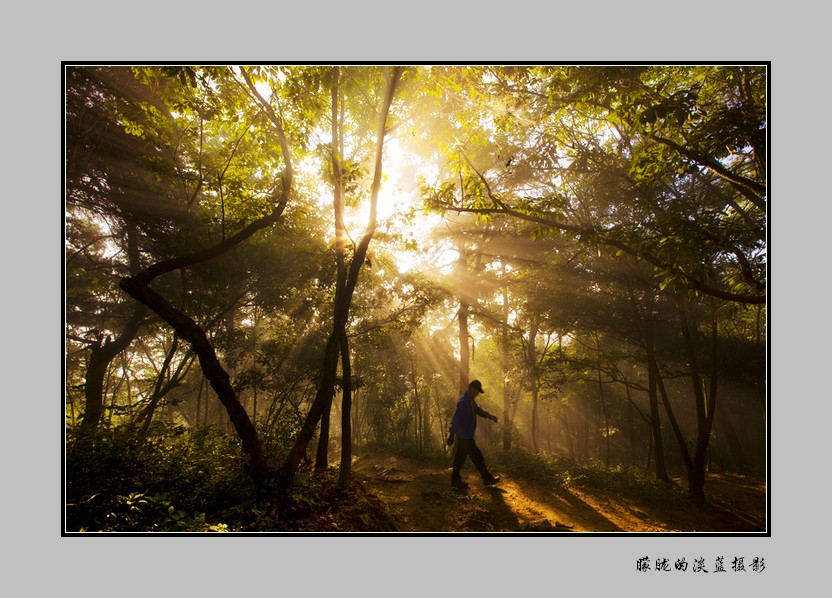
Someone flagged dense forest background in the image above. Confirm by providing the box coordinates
[64,64,766,532]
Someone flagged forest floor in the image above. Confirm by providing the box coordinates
[349,452,767,533]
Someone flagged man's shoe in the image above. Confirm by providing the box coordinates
[452,479,469,490]
[484,475,501,486]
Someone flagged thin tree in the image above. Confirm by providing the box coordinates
[279,66,403,488]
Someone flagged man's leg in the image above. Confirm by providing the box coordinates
[467,439,497,483]
[452,440,470,487]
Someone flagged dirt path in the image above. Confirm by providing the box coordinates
[352,453,766,533]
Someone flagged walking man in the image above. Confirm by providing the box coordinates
[446,380,501,489]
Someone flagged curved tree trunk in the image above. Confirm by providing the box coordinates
[120,279,270,485]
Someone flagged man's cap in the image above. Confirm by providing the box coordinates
[469,380,485,393]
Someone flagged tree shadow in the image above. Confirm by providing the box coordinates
[486,482,626,532]
[541,487,626,532]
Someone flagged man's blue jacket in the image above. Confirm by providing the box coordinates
[448,390,494,442]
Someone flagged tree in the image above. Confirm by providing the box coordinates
[92,65,300,484]
[278,66,403,487]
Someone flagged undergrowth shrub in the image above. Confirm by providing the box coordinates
[66,423,256,532]
[65,422,395,532]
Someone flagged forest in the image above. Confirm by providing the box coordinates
[64,64,767,534]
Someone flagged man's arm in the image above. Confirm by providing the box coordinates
[475,404,498,422]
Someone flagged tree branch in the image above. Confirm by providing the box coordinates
[440,201,765,305]
[649,133,766,210]
[346,66,403,294]
[238,66,294,201]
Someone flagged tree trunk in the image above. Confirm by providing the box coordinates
[596,339,611,469]
[119,279,270,485]
[81,338,117,431]
[628,287,669,481]
[290,330,340,479]
[677,297,718,502]
[624,365,639,463]
[647,352,669,481]
[434,377,450,459]
[316,396,332,470]
[81,223,145,433]
[755,304,766,416]
[423,391,431,451]
[530,385,540,454]
[527,318,540,453]
[409,358,423,454]
[560,410,576,461]
[458,296,470,395]
[581,396,590,461]
[338,329,353,485]
[501,267,511,450]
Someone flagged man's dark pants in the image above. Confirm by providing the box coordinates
[452,438,492,482]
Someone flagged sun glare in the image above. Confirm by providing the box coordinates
[320,135,460,278]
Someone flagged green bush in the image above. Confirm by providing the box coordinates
[65,422,393,532]
[65,423,255,532]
